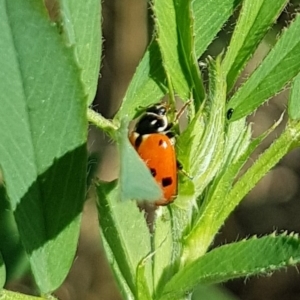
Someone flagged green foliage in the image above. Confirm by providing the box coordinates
[59,0,101,105]
[115,41,167,120]
[227,11,300,120]
[289,72,300,120]
[153,0,204,106]
[193,0,242,58]
[0,186,27,281]
[2,0,300,299]
[223,0,288,91]
[0,0,100,295]
[97,181,152,299]
[0,289,51,300]
[160,233,300,299]
[0,252,5,289]
[95,0,300,299]
[192,285,237,300]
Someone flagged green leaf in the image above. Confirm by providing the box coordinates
[115,0,242,121]
[96,181,152,298]
[170,56,227,258]
[174,0,205,107]
[222,117,251,166]
[0,0,87,292]
[115,41,167,121]
[153,0,190,100]
[288,72,300,120]
[193,0,242,58]
[182,114,283,262]
[172,56,228,266]
[192,285,237,300]
[0,185,27,280]
[177,56,226,201]
[118,119,162,202]
[136,257,152,300]
[227,13,300,121]
[152,208,175,296]
[0,289,55,300]
[0,252,5,289]
[101,235,134,300]
[153,0,204,104]
[225,119,300,213]
[160,233,300,300]
[182,120,250,259]
[58,0,101,105]
[223,0,288,91]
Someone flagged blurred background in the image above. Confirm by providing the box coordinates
[3,0,300,299]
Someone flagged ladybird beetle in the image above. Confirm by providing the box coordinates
[129,102,178,206]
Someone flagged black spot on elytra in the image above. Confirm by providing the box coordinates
[158,139,163,146]
[150,168,157,177]
[162,177,172,187]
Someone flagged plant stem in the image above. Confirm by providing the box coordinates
[87,108,118,138]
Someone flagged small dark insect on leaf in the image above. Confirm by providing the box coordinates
[227,108,234,120]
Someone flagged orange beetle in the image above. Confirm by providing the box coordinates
[129,102,177,206]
